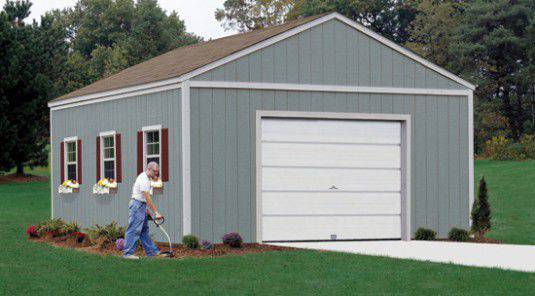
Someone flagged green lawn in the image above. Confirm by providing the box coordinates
[475,160,535,245]
[1,161,534,295]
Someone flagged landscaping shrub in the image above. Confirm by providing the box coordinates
[414,228,436,240]
[448,228,469,242]
[72,232,86,243]
[36,218,66,237]
[471,177,491,238]
[200,240,213,250]
[481,134,535,160]
[61,221,80,236]
[26,225,39,238]
[182,235,199,249]
[222,232,242,248]
[87,221,125,245]
[115,238,125,251]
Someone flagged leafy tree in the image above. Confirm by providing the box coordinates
[288,0,419,44]
[215,0,296,32]
[450,0,534,141]
[471,177,491,238]
[0,1,68,175]
[58,0,201,93]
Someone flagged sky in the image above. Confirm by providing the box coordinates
[0,0,238,39]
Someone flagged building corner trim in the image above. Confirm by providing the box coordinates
[181,80,192,236]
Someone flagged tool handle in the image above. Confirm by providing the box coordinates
[154,216,165,225]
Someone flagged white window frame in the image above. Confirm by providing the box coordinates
[99,131,116,180]
[142,125,162,171]
[64,136,78,181]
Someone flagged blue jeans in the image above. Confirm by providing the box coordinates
[123,199,159,256]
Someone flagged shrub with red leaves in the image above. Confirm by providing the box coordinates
[72,232,86,243]
[26,225,39,238]
[222,232,243,248]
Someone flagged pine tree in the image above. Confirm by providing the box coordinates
[471,177,491,238]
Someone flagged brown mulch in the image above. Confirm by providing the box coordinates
[436,237,501,244]
[0,173,48,184]
[30,235,295,259]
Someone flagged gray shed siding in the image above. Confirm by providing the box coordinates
[193,19,465,90]
[189,89,470,242]
[51,89,182,242]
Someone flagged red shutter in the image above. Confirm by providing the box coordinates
[137,131,143,175]
[60,141,65,183]
[161,128,169,182]
[77,139,82,184]
[116,133,122,183]
[96,137,101,182]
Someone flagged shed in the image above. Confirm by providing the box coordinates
[48,12,475,243]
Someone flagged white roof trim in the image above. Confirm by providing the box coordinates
[142,124,162,132]
[49,12,474,110]
[99,130,116,137]
[63,136,78,142]
[189,80,471,96]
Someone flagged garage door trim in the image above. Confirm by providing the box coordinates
[255,111,411,242]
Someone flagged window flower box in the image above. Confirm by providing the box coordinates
[58,180,80,194]
[150,178,164,195]
[93,178,118,195]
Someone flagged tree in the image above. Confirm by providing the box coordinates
[58,0,201,94]
[0,1,68,175]
[471,177,491,238]
[288,0,419,44]
[449,0,534,141]
[215,0,296,32]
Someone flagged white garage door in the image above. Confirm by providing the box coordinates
[260,118,402,241]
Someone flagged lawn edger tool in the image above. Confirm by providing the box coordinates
[147,213,173,257]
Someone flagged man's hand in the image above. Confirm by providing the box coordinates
[154,212,163,219]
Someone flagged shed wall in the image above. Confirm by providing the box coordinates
[193,19,465,90]
[189,88,470,242]
[51,89,182,242]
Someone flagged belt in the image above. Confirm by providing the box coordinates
[131,197,146,203]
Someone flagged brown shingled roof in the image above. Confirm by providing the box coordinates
[52,13,327,102]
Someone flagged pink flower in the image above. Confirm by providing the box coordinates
[26,225,39,238]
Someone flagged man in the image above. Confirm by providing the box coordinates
[123,161,163,259]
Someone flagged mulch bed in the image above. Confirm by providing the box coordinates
[30,235,295,259]
[435,236,501,244]
[0,173,48,184]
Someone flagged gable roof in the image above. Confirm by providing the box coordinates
[50,12,474,106]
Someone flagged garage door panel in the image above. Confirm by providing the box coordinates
[262,192,401,215]
[262,118,401,144]
[262,167,401,192]
[262,142,401,168]
[262,216,401,241]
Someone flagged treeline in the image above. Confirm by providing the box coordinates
[0,0,534,174]
[0,0,200,174]
[217,0,535,155]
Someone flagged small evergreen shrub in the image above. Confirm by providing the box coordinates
[471,177,491,238]
[182,235,199,249]
[448,228,469,242]
[414,228,436,240]
[222,232,243,248]
[200,240,213,250]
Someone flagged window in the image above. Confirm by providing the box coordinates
[144,129,160,168]
[65,139,77,181]
[101,134,116,179]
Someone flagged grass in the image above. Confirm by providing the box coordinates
[474,160,535,245]
[1,161,534,295]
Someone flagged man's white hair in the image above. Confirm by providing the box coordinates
[147,162,159,170]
